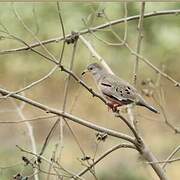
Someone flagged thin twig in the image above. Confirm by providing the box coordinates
[60,40,88,158]
[76,143,136,177]
[91,28,180,87]
[58,39,75,162]
[162,145,180,169]
[79,35,113,74]
[153,91,180,134]
[133,2,145,85]
[46,144,57,180]
[82,2,128,47]
[1,65,58,99]
[0,86,168,179]
[57,1,66,64]
[127,105,138,131]
[39,120,60,156]
[38,40,87,160]
[152,65,180,133]
[1,9,180,55]
[12,3,58,63]
[0,87,135,144]
[115,113,140,142]
[148,158,180,165]
[125,43,180,87]
[81,12,180,87]
[131,2,145,133]
[11,99,39,180]
[16,145,84,180]
[0,115,57,124]
[122,2,128,43]
[0,32,107,106]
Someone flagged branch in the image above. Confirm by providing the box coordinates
[153,88,180,133]
[16,145,84,180]
[11,99,39,180]
[60,40,88,157]
[115,113,140,142]
[1,11,180,88]
[12,3,58,63]
[133,2,145,85]
[87,26,180,87]
[1,9,180,54]
[0,115,56,124]
[77,143,136,177]
[113,114,168,180]
[127,46,180,87]
[0,33,106,105]
[162,145,180,169]
[0,87,135,144]
[139,140,168,180]
[79,35,114,74]
[80,19,180,88]
[56,1,66,64]
[1,65,58,99]
[148,158,180,165]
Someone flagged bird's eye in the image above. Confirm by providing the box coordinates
[89,67,93,70]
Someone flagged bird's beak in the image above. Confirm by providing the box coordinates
[81,69,88,76]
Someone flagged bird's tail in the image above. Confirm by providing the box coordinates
[138,101,160,114]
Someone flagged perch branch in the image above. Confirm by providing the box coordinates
[0,87,135,144]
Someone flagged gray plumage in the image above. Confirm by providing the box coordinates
[85,63,159,113]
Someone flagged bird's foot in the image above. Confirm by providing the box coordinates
[107,103,120,113]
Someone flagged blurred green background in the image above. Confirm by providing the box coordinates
[0,2,180,180]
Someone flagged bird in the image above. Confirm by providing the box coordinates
[82,63,159,113]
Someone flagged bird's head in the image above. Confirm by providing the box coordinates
[82,63,104,76]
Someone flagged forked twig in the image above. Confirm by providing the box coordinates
[76,143,136,177]
[162,145,180,169]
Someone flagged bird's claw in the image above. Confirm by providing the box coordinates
[107,103,120,113]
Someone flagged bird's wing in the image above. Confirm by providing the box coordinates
[99,74,139,104]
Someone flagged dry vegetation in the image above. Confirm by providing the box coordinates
[0,2,180,180]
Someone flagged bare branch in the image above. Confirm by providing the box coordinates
[115,113,140,142]
[0,87,135,144]
[79,35,113,74]
[127,45,180,87]
[140,141,168,180]
[122,2,128,43]
[60,40,88,157]
[77,143,136,177]
[1,9,180,54]
[1,66,58,99]
[56,1,66,64]
[133,2,145,85]
[148,158,180,165]
[16,145,84,180]
[0,115,56,124]
[80,21,179,87]
[0,33,106,106]
[11,99,39,180]
[0,4,177,180]
[1,10,180,87]
[162,145,180,169]
[12,3,58,63]
[113,114,168,180]
[153,89,180,134]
